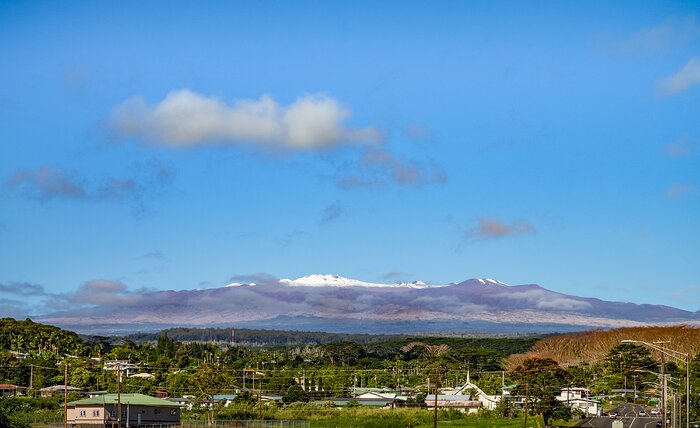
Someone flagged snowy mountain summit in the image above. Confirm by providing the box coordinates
[476,278,509,286]
[280,274,432,288]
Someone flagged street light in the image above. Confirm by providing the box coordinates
[621,340,690,428]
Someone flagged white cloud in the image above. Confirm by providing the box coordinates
[657,57,700,96]
[603,16,700,56]
[110,90,382,150]
[498,288,592,311]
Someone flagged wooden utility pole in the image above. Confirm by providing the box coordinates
[258,382,262,420]
[117,366,121,428]
[64,362,68,428]
[433,365,439,428]
[523,383,529,428]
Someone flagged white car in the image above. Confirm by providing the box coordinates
[639,410,647,416]
[650,409,660,416]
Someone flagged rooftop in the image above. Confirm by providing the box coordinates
[68,393,182,407]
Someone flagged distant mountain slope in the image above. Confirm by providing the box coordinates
[37,275,700,335]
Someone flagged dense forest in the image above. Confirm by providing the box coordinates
[123,326,540,348]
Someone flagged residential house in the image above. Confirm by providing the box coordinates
[557,388,600,416]
[40,385,83,397]
[67,393,182,427]
[103,360,141,378]
[316,397,395,408]
[425,394,482,413]
[0,384,29,397]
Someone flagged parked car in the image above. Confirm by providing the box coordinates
[639,410,647,416]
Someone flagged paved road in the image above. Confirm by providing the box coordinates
[576,404,662,428]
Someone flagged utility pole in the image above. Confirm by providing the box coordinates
[117,365,121,428]
[30,365,33,390]
[64,362,68,428]
[258,380,262,420]
[523,383,529,428]
[662,354,667,428]
[433,365,439,428]
[621,339,691,428]
[686,354,690,428]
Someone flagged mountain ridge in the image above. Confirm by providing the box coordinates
[36,274,699,335]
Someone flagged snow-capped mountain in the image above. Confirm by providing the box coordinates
[37,274,700,335]
[281,274,433,288]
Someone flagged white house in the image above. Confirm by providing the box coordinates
[556,388,600,416]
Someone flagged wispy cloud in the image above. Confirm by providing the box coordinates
[672,285,700,303]
[666,184,698,199]
[273,229,305,248]
[497,288,591,311]
[338,149,447,188]
[320,201,345,224]
[109,89,382,150]
[0,281,48,296]
[4,160,175,212]
[5,166,86,201]
[136,251,165,260]
[602,16,700,56]
[380,271,411,282]
[403,123,435,144]
[466,218,537,240]
[657,57,700,96]
[666,134,695,157]
[57,279,145,307]
[227,273,280,285]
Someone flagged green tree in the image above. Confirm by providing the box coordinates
[283,385,309,404]
[511,357,570,426]
[190,364,231,425]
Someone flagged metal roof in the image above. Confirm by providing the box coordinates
[68,393,182,407]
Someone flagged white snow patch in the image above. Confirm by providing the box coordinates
[225,282,256,287]
[281,274,434,289]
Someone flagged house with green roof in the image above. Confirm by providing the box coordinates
[67,393,182,427]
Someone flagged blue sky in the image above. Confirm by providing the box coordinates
[1,0,699,317]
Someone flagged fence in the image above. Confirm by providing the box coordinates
[180,421,309,428]
[48,422,309,428]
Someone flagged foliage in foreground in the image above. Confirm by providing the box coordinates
[198,405,538,428]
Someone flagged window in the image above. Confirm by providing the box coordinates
[79,410,86,417]
[121,410,127,418]
[154,409,161,415]
[170,409,178,416]
[93,410,100,417]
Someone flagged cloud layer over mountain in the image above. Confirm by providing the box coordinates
[36,275,699,334]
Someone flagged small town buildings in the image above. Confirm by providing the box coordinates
[0,384,29,397]
[425,394,482,413]
[556,387,600,416]
[356,391,397,400]
[442,379,501,410]
[103,360,141,377]
[40,385,83,397]
[67,393,182,427]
